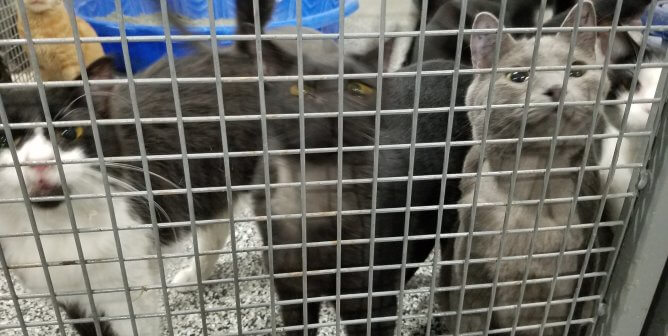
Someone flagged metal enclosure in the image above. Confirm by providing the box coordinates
[0,0,666,335]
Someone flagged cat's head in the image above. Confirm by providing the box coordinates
[0,58,115,209]
[231,0,377,148]
[465,1,609,142]
[20,0,62,13]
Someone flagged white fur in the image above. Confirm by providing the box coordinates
[0,130,159,334]
[344,0,418,71]
[170,216,229,292]
[600,66,661,219]
[0,129,230,334]
[536,7,555,25]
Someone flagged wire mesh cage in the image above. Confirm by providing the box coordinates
[0,0,31,82]
[0,0,667,335]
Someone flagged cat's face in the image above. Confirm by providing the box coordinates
[0,87,99,209]
[466,1,609,142]
[260,40,378,147]
[21,0,61,13]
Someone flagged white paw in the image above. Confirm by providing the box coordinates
[170,266,200,292]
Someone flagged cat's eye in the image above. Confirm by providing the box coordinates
[570,61,586,78]
[61,127,84,141]
[508,71,529,83]
[346,81,375,96]
[289,84,314,96]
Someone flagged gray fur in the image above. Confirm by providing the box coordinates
[443,2,611,334]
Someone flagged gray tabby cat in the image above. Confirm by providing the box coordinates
[442,1,611,335]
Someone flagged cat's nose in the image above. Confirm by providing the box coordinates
[545,86,563,102]
[31,165,50,173]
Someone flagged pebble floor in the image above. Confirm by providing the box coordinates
[0,205,449,336]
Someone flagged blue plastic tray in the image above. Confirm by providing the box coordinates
[642,0,668,40]
[74,0,358,73]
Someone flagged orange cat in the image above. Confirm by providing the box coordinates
[16,0,105,81]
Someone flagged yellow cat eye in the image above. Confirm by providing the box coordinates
[289,84,313,96]
[61,126,84,141]
[289,84,300,96]
[346,81,375,96]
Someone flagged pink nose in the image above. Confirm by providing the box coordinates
[31,165,50,172]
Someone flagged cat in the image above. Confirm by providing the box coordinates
[599,30,664,220]
[15,0,105,81]
[238,9,475,334]
[441,2,612,335]
[0,59,163,336]
[252,55,472,335]
[0,0,276,335]
[406,0,652,66]
[409,0,658,221]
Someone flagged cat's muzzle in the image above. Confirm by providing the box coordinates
[29,184,65,209]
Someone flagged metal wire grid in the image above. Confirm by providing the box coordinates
[0,0,31,82]
[0,0,665,335]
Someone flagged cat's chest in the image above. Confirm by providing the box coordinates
[19,14,72,58]
[0,197,143,262]
[488,149,582,200]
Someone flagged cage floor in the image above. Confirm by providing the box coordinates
[0,203,446,336]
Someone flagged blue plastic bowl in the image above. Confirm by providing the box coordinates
[642,0,668,40]
[74,0,358,73]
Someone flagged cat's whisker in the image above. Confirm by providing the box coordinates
[54,91,132,121]
[104,162,182,190]
[54,93,94,120]
[91,171,174,224]
[53,106,87,122]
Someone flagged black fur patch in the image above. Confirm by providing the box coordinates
[0,57,10,83]
[60,302,116,336]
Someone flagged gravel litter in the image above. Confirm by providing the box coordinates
[0,205,449,335]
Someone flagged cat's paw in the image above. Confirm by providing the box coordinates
[170,266,201,293]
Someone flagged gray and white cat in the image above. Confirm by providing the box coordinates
[442,2,611,334]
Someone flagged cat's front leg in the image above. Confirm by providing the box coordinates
[101,290,161,336]
[171,221,230,292]
[59,290,160,336]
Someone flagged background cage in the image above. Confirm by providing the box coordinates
[0,0,30,82]
[0,0,666,335]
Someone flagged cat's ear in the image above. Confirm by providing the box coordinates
[557,1,597,55]
[470,12,516,69]
[73,57,115,118]
[77,57,115,81]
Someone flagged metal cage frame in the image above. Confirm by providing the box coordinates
[0,0,667,335]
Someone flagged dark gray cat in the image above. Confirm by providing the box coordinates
[252,57,473,335]
[441,2,611,335]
